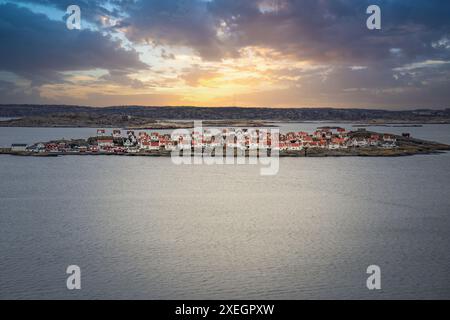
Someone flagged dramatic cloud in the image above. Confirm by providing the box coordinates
[113,0,450,64]
[0,3,147,83]
[1,0,450,108]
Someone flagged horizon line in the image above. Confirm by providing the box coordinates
[1,104,449,112]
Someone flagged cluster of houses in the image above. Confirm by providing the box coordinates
[18,127,398,154]
[278,128,397,151]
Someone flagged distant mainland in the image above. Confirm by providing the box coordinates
[1,105,450,129]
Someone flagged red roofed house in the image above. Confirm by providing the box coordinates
[288,142,302,151]
[97,137,114,150]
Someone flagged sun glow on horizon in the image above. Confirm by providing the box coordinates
[1,0,450,109]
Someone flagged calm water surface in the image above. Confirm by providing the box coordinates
[1,124,450,299]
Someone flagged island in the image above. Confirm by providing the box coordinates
[1,127,449,158]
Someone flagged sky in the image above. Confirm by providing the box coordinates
[0,0,450,109]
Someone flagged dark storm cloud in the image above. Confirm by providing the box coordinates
[8,0,450,64]
[0,3,147,85]
[110,0,450,64]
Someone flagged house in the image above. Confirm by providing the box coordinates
[352,138,369,147]
[29,143,46,153]
[58,142,68,151]
[314,131,324,139]
[165,141,176,151]
[368,134,380,146]
[286,132,296,140]
[288,142,302,151]
[383,134,396,143]
[337,128,347,136]
[279,142,288,151]
[113,130,122,138]
[298,132,309,138]
[140,141,151,150]
[139,132,148,139]
[329,138,347,149]
[97,137,114,149]
[159,136,170,148]
[97,129,106,137]
[124,139,134,148]
[151,132,160,142]
[45,143,58,152]
[11,144,28,152]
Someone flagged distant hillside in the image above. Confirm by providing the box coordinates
[1,104,450,123]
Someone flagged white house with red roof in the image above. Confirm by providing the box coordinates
[97,137,114,150]
[149,141,160,151]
